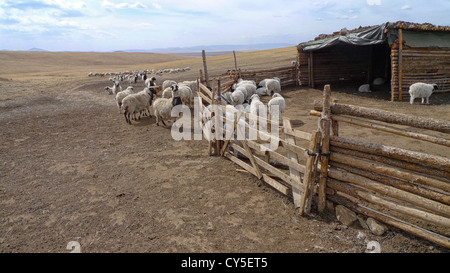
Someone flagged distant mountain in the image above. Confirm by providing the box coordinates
[28,48,47,51]
[120,43,293,55]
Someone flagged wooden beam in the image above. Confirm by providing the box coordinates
[284,118,303,210]
[202,50,210,89]
[398,28,403,101]
[318,84,331,212]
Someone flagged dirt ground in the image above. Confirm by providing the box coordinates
[1,70,449,254]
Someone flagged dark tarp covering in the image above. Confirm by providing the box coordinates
[299,23,388,51]
[299,22,450,51]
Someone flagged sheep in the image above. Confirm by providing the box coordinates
[115,86,135,113]
[408,82,438,105]
[179,80,198,94]
[145,76,157,88]
[233,83,256,100]
[256,87,267,96]
[358,84,371,93]
[231,88,246,106]
[249,94,266,129]
[264,77,281,96]
[121,87,157,124]
[267,93,286,122]
[152,96,183,127]
[162,80,177,90]
[105,81,122,95]
[221,92,233,105]
[171,84,193,107]
[162,87,173,98]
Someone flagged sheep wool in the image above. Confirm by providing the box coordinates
[153,96,182,127]
[408,82,438,105]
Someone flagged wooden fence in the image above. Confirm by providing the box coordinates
[196,80,321,215]
[312,85,450,248]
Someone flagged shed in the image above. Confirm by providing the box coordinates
[296,21,450,101]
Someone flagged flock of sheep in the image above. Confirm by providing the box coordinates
[89,67,191,81]
[102,71,286,131]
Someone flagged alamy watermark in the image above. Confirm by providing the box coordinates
[169,97,281,152]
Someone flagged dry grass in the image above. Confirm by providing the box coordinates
[0,47,297,80]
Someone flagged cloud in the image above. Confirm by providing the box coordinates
[401,5,412,10]
[366,0,381,6]
[102,0,147,10]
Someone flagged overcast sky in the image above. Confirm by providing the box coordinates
[1,0,449,52]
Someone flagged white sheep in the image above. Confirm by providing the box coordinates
[256,87,267,96]
[171,84,193,107]
[121,87,157,124]
[179,80,198,94]
[145,76,157,88]
[231,89,246,106]
[152,96,183,127]
[265,78,281,96]
[358,84,371,93]
[236,83,256,100]
[105,81,122,95]
[249,94,266,129]
[221,92,233,105]
[162,87,173,98]
[267,93,286,121]
[115,86,135,113]
[409,82,438,104]
[162,80,177,90]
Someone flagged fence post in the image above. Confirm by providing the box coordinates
[318,84,332,213]
[202,50,210,89]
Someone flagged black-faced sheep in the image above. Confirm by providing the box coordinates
[153,96,183,127]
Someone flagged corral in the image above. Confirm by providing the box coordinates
[0,49,449,253]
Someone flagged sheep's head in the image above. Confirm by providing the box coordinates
[171,84,179,92]
[432,84,439,91]
[149,87,157,95]
[172,96,182,107]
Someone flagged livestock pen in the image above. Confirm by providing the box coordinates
[194,63,450,249]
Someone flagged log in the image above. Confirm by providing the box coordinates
[330,146,450,179]
[330,136,450,173]
[328,168,450,218]
[318,85,331,212]
[284,118,304,210]
[331,114,450,147]
[313,102,450,134]
[327,192,450,249]
[202,50,210,88]
[302,130,320,214]
[330,152,450,194]
[330,161,450,205]
[327,179,450,228]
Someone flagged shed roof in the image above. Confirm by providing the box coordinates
[298,21,450,52]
